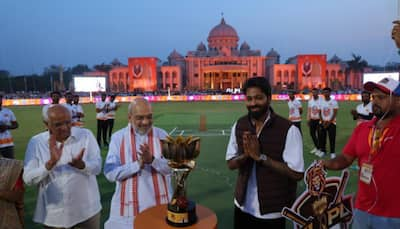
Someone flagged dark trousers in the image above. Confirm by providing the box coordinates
[0,146,15,158]
[96,119,108,146]
[107,119,115,141]
[308,119,320,149]
[292,121,302,134]
[234,206,286,229]
[319,123,336,154]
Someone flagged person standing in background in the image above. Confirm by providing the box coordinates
[72,94,85,127]
[106,94,119,142]
[351,90,373,125]
[318,87,338,159]
[41,91,61,125]
[287,90,303,133]
[96,93,109,147]
[0,94,19,159]
[63,91,75,119]
[307,88,322,156]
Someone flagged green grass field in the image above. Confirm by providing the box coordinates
[9,100,359,228]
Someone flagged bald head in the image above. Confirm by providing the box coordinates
[128,98,153,135]
[47,105,72,141]
[128,97,152,115]
[48,105,71,121]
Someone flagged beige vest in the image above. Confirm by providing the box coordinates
[0,158,23,229]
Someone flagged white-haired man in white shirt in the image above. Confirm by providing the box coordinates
[23,105,102,229]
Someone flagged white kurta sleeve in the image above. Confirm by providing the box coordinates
[103,134,141,182]
[77,130,102,176]
[282,125,304,173]
[225,122,238,161]
[151,157,171,175]
[23,137,51,185]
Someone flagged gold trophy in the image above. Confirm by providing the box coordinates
[161,135,200,227]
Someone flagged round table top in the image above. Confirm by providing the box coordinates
[134,204,218,229]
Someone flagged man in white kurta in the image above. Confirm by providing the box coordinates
[23,105,102,228]
[104,98,171,229]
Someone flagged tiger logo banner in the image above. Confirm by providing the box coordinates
[281,161,353,229]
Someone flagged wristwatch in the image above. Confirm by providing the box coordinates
[258,154,267,162]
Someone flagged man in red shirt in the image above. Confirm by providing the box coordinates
[320,77,400,228]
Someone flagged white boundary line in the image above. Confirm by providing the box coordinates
[169,127,177,135]
[168,128,231,137]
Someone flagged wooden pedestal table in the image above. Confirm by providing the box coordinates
[134,204,217,229]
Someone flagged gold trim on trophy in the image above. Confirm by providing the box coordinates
[161,135,200,227]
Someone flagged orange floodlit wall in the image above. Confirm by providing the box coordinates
[297,54,327,89]
[128,57,158,91]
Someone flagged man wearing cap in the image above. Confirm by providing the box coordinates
[320,77,400,228]
[0,94,19,158]
[350,90,373,126]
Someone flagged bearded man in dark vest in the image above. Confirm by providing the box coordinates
[226,77,304,229]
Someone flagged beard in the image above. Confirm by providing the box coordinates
[373,104,393,119]
[247,105,268,120]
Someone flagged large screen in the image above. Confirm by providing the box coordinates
[73,76,106,92]
[363,72,399,84]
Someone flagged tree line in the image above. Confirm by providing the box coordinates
[0,63,112,94]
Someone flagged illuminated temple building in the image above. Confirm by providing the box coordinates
[107,18,364,93]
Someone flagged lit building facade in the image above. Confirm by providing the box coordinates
[109,57,158,92]
[103,18,364,93]
[178,18,266,91]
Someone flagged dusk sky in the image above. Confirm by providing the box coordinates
[1,0,399,76]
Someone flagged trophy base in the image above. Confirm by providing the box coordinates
[166,201,197,227]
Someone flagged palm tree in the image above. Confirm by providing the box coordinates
[346,54,368,89]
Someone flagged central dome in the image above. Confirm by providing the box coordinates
[208,18,238,39]
[207,18,239,52]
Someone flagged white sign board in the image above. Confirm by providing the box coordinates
[73,76,106,92]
